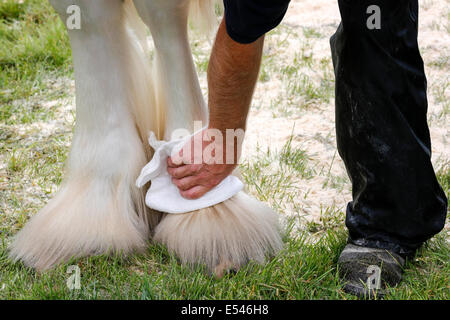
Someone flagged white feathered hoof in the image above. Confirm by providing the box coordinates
[8,178,150,271]
[153,192,283,277]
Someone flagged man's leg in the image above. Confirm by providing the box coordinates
[330,0,447,297]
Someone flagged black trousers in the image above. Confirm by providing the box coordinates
[330,0,447,257]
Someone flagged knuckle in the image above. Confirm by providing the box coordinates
[173,171,183,179]
[174,179,189,191]
[181,190,196,199]
[190,188,204,199]
[208,177,221,187]
[174,168,188,179]
[172,155,183,166]
[197,171,209,180]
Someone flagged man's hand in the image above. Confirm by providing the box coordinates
[167,128,239,199]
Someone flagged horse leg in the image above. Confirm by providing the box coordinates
[9,0,160,270]
[133,0,283,276]
[133,0,207,138]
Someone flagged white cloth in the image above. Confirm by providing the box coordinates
[136,131,243,214]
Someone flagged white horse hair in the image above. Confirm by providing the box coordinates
[9,0,159,270]
[9,0,283,276]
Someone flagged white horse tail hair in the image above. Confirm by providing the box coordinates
[8,0,160,271]
[188,0,220,37]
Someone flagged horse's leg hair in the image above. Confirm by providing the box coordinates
[9,0,161,270]
[133,0,283,277]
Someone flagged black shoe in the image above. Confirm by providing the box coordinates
[338,244,405,299]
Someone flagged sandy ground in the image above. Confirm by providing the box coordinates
[240,0,449,224]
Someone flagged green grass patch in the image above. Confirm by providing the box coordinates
[0,0,72,118]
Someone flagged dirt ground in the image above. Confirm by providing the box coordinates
[240,0,449,224]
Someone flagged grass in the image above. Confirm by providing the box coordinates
[0,0,449,300]
[0,231,348,300]
[0,0,71,122]
[261,26,335,117]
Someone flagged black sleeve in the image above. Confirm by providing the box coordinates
[223,0,290,44]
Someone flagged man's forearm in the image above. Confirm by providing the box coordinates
[207,18,264,132]
[166,18,265,199]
